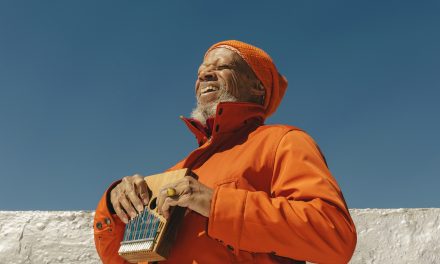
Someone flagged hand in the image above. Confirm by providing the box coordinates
[110,174,150,224]
[157,176,213,219]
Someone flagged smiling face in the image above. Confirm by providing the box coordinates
[195,47,265,106]
[191,47,265,125]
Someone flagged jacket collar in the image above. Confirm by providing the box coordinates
[181,102,265,146]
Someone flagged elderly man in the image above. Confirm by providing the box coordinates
[94,40,357,264]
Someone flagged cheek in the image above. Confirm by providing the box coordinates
[195,80,200,95]
[222,72,240,96]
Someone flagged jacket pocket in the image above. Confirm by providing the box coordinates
[213,178,257,263]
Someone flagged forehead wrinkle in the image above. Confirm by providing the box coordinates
[205,48,237,62]
[204,56,224,66]
[201,55,242,68]
[198,48,254,78]
[199,58,228,74]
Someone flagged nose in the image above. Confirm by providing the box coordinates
[198,69,217,82]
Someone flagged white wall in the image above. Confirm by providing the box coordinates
[0,209,439,264]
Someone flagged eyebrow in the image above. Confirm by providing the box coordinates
[200,62,235,68]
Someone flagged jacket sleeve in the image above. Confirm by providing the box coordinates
[207,130,357,264]
[94,180,132,264]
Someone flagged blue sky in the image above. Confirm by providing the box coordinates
[0,1,439,210]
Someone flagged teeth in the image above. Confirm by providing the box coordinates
[201,86,218,94]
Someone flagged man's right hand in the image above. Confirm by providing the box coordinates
[110,174,150,224]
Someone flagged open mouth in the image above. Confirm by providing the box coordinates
[200,86,219,95]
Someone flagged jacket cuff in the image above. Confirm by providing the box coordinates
[94,180,128,264]
[94,179,123,231]
[207,185,248,252]
[106,180,122,214]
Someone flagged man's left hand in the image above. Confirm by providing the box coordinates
[157,176,213,219]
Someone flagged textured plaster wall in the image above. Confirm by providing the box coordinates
[0,209,439,264]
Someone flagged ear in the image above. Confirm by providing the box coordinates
[249,82,266,96]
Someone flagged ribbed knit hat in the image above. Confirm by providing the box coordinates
[206,40,287,118]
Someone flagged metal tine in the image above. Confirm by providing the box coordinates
[146,210,156,239]
[137,208,149,240]
[144,210,151,239]
[141,209,151,240]
[124,217,133,242]
[130,214,139,241]
[130,216,137,241]
[134,211,143,241]
[122,220,128,242]
[134,213,142,241]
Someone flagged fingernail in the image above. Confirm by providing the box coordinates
[143,198,149,205]
[137,205,144,212]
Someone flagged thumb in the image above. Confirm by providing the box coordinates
[137,180,150,205]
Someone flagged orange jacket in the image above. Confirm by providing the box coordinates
[94,102,357,264]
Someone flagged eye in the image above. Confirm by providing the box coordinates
[216,65,232,70]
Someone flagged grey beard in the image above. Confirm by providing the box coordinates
[190,90,238,125]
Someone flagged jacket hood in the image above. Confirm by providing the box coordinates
[206,40,288,118]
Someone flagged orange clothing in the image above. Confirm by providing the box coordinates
[94,102,357,264]
[206,40,288,118]
[94,40,356,263]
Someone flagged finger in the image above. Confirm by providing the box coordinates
[113,204,129,224]
[162,178,191,197]
[161,194,192,219]
[135,178,150,205]
[119,194,138,219]
[110,187,129,223]
[157,179,190,207]
[156,185,179,216]
[121,175,144,213]
[177,177,193,196]
[174,193,191,208]
[121,176,138,195]
[126,189,145,213]
[156,189,167,216]
[161,197,179,219]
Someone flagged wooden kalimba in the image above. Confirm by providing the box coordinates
[118,168,190,263]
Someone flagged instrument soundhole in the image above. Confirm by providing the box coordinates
[149,197,157,210]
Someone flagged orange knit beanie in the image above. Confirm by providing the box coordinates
[206,40,288,118]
